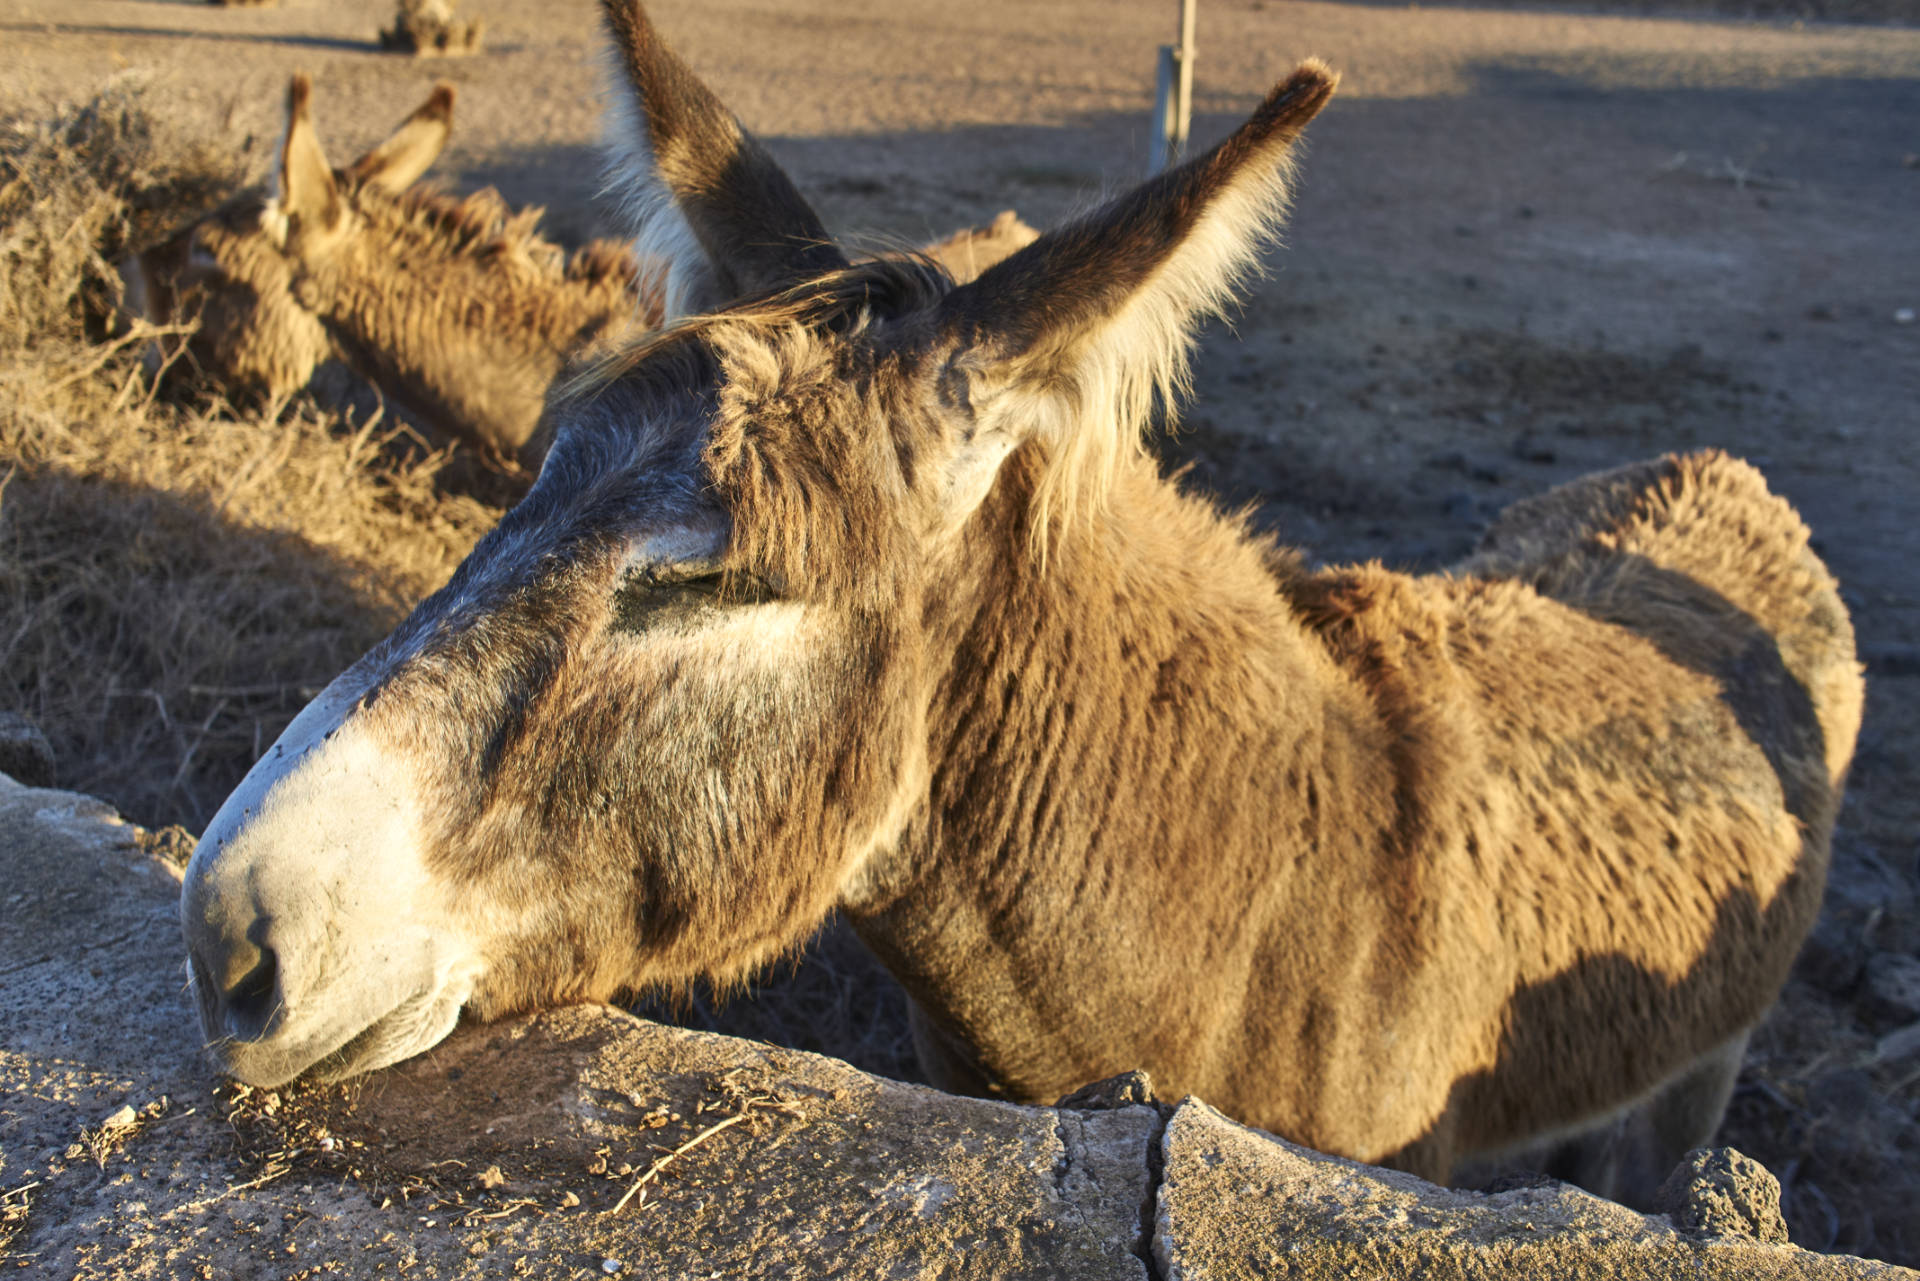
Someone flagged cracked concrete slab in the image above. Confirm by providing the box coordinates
[1153,1099,1914,1280]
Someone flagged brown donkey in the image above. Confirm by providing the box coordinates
[179,1,1862,1207]
[124,77,1038,468]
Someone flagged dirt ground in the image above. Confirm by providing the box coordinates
[4,0,1918,1266]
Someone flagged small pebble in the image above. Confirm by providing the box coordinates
[1895,308,1915,325]
[603,1260,623,1275]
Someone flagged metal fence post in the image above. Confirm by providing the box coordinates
[1148,0,1197,175]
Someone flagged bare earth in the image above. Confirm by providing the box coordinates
[4,0,1918,1263]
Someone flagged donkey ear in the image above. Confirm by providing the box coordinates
[349,81,454,192]
[932,62,1336,512]
[599,0,847,320]
[277,74,342,235]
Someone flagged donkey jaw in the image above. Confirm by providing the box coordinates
[190,955,476,1089]
[180,674,484,1088]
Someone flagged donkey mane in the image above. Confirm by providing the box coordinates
[183,179,642,298]
[363,182,645,296]
[563,252,956,397]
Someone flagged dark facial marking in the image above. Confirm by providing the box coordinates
[611,565,778,634]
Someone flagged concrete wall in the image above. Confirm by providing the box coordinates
[1,774,1908,1279]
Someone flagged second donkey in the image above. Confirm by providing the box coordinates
[123,76,1039,469]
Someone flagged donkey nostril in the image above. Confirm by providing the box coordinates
[220,946,279,1038]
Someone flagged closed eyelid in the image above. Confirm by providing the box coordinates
[631,556,726,586]
[609,567,779,635]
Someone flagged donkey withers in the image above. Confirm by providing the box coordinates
[179,0,1862,1207]
[124,77,1038,469]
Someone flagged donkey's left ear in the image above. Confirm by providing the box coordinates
[277,74,343,237]
[349,82,454,192]
[599,0,847,321]
[932,62,1336,510]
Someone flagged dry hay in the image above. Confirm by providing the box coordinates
[0,1181,30,1255]
[0,74,238,351]
[0,77,499,830]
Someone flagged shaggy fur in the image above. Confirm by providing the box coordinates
[856,447,1857,1200]
[179,0,1861,1211]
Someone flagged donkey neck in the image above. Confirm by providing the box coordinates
[302,208,635,460]
[849,445,1393,1104]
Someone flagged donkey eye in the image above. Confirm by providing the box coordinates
[611,566,777,634]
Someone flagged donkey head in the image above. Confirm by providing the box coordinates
[180,0,1334,1087]
[121,74,453,406]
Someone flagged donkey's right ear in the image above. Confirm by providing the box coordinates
[927,63,1335,533]
[599,0,847,321]
[349,82,454,192]
[276,75,343,237]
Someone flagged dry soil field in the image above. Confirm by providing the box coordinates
[2,0,1917,1265]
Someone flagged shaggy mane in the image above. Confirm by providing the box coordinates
[560,252,952,399]
[355,180,641,291]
